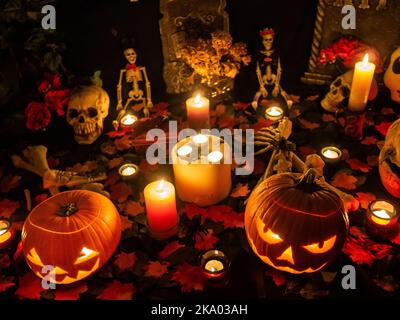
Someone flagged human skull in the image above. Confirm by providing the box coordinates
[124,48,137,65]
[321,71,353,113]
[383,47,400,103]
[67,85,109,145]
[379,119,400,198]
[262,34,274,51]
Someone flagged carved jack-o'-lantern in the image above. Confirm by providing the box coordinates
[379,119,400,198]
[384,47,400,103]
[22,190,121,284]
[245,169,348,274]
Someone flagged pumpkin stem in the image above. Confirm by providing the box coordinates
[57,203,78,217]
[296,168,318,192]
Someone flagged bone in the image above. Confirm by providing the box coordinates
[24,189,32,211]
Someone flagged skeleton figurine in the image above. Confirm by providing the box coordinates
[252,28,290,109]
[321,70,353,113]
[116,44,152,120]
[67,85,110,145]
[384,47,400,103]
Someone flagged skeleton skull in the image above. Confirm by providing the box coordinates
[321,71,353,113]
[379,119,400,198]
[262,34,274,51]
[384,47,400,103]
[67,85,109,144]
[124,48,137,65]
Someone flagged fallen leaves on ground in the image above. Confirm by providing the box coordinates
[367,155,379,167]
[0,276,15,293]
[33,193,49,206]
[108,157,123,169]
[194,229,219,251]
[54,282,88,300]
[144,261,170,278]
[66,160,98,173]
[298,118,320,130]
[110,182,133,203]
[361,136,379,146]
[0,174,21,193]
[120,215,134,231]
[355,192,376,210]
[374,276,399,292]
[375,122,392,136]
[122,200,144,217]
[331,171,358,190]
[0,198,20,218]
[171,263,206,293]
[346,159,370,173]
[97,280,134,300]
[114,252,137,271]
[265,268,286,287]
[230,183,249,198]
[158,241,185,260]
[15,272,45,300]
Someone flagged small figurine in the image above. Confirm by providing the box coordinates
[384,47,400,104]
[116,39,152,122]
[252,28,290,110]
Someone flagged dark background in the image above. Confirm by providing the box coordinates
[57,0,318,102]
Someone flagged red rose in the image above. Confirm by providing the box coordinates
[52,74,61,88]
[25,102,52,131]
[44,89,70,116]
[38,80,51,94]
[38,74,62,93]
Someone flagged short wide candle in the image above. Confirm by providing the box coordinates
[348,54,376,112]
[186,94,210,131]
[144,180,178,239]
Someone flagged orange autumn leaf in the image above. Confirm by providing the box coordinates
[123,200,144,217]
[16,272,45,300]
[331,171,358,190]
[105,170,120,186]
[0,276,15,293]
[355,192,376,210]
[322,113,336,122]
[110,182,133,203]
[288,94,301,103]
[171,263,206,293]
[120,215,134,231]
[252,119,271,130]
[144,261,170,278]
[54,282,88,300]
[0,198,20,219]
[298,118,320,130]
[158,241,185,260]
[346,159,370,173]
[194,230,219,251]
[306,94,319,101]
[0,175,21,193]
[265,268,286,287]
[109,157,123,169]
[361,136,378,146]
[114,252,137,271]
[230,183,249,198]
[97,280,134,300]
[375,122,392,136]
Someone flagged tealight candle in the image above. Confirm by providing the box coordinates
[367,200,398,231]
[186,94,210,131]
[118,163,139,181]
[321,146,342,164]
[200,249,230,284]
[144,180,178,239]
[120,114,138,128]
[0,219,13,249]
[172,135,232,207]
[265,106,284,122]
[348,54,376,112]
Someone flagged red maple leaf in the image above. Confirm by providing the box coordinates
[110,182,133,203]
[114,135,135,151]
[16,272,45,300]
[355,192,376,210]
[114,252,137,271]
[361,136,379,146]
[194,229,219,251]
[0,276,15,293]
[342,238,376,266]
[144,261,170,278]
[346,159,370,173]
[105,170,120,187]
[120,215,134,231]
[306,95,319,101]
[158,241,185,260]
[66,160,98,173]
[0,198,20,219]
[122,200,144,217]
[54,282,88,300]
[0,175,21,193]
[265,268,286,287]
[230,183,249,198]
[388,226,400,245]
[171,263,206,293]
[331,171,358,190]
[97,280,134,300]
[375,122,392,136]
[109,157,123,169]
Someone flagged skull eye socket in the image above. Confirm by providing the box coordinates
[303,235,336,254]
[341,85,350,98]
[392,57,400,74]
[333,78,342,87]
[68,109,79,119]
[88,107,98,118]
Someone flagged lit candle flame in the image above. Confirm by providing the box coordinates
[194,94,201,104]
[0,221,9,236]
[177,145,192,157]
[156,179,165,193]
[267,106,283,117]
[362,53,369,68]
[192,134,208,144]
[121,114,137,126]
[372,209,391,220]
[323,149,339,159]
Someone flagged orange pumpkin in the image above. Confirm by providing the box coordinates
[245,169,348,274]
[22,190,121,284]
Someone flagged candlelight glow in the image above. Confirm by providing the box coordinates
[266,106,283,117]
[0,221,8,236]
[121,114,137,126]
[323,149,339,159]
[177,145,192,157]
[157,179,165,192]
[192,134,208,144]
[207,151,223,163]
[372,209,391,220]
[204,260,224,273]
[362,53,369,68]
[194,94,201,105]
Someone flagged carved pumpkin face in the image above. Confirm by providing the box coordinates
[22,190,121,284]
[245,170,348,274]
[379,119,400,198]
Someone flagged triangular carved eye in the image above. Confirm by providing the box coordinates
[74,247,99,265]
[26,248,45,267]
[256,218,284,244]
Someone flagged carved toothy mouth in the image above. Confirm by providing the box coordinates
[74,123,99,136]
